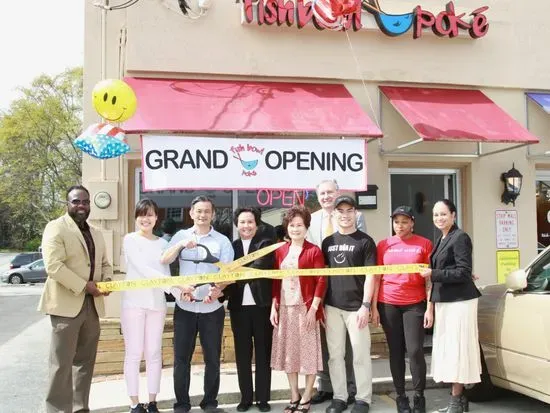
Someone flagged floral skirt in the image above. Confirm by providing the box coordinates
[270,303,322,375]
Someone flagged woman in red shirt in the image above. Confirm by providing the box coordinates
[371,206,433,413]
[270,205,326,413]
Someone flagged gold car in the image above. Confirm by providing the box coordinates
[465,249,550,404]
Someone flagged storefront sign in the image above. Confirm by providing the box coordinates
[241,0,489,39]
[495,210,519,249]
[496,249,520,284]
[141,136,366,191]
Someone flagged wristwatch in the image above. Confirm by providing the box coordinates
[362,301,371,310]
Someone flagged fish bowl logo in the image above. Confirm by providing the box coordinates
[363,0,489,39]
[229,143,265,177]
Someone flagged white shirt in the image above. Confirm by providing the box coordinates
[122,232,170,311]
[241,239,256,306]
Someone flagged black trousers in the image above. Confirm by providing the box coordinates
[173,306,225,411]
[230,306,273,403]
[378,301,427,396]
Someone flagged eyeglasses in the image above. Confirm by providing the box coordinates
[69,199,91,206]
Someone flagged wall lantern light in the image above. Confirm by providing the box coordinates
[501,164,523,206]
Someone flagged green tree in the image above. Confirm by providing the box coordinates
[0,67,83,248]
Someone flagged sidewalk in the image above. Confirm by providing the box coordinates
[90,356,444,413]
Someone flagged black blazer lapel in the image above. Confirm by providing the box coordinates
[248,234,261,255]
[431,225,458,267]
[234,239,245,260]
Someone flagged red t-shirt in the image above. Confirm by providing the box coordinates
[377,234,433,305]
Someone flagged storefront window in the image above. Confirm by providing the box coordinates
[136,170,319,241]
[137,171,234,240]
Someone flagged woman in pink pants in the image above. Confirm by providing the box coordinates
[121,198,174,413]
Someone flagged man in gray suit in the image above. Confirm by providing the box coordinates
[307,179,366,405]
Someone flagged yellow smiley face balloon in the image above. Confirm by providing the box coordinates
[92,79,137,122]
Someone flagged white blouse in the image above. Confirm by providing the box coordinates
[240,239,256,306]
[122,232,170,311]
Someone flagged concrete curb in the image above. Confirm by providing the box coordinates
[93,377,448,413]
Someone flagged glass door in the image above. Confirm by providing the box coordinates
[389,169,460,244]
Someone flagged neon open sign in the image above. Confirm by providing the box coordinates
[242,0,489,39]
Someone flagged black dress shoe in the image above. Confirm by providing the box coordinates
[257,402,271,412]
[325,399,347,413]
[350,401,369,413]
[237,402,252,412]
[312,391,334,405]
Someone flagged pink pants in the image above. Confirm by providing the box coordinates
[120,307,166,396]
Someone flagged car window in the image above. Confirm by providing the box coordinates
[526,252,550,292]
[32,260,45,270]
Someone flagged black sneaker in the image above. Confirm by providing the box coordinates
[147,401,160,413]
[326,399,348,413]
[396,395,411,413]
[350,401,369,413]
[412,395,426,413]
[130,404,147,413]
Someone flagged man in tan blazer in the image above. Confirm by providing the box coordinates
[38,185,112,413]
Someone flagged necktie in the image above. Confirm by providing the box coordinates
[323,213,334,240]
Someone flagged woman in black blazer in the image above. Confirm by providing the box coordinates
[420,200,481,413]
[225,207,275,413]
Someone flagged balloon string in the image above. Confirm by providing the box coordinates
[344,29,381,128]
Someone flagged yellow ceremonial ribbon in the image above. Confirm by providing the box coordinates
[98,254,428,294]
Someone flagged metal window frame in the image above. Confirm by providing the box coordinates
[526,91,550,160]
[378,89,534,159]
[388,167,462,229]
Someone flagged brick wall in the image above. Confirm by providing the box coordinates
[94,315,388,377]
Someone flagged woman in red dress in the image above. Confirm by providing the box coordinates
[270,205,326,413]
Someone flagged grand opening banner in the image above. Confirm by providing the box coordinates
[141,135,367,191]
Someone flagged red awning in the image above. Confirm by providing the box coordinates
[122,78,382,138]
[379,86,539,144]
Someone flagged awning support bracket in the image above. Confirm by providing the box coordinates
[379,137,532,158]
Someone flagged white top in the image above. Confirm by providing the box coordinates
[241,239,256,306]
[122,232,170,311]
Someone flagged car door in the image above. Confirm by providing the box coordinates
[496,251,550,397]
[27,260,45,282]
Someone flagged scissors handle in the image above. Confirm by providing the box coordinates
[180,243,220,264]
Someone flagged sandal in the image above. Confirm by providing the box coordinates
[295,400,312,413]
[283,396,301,413]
